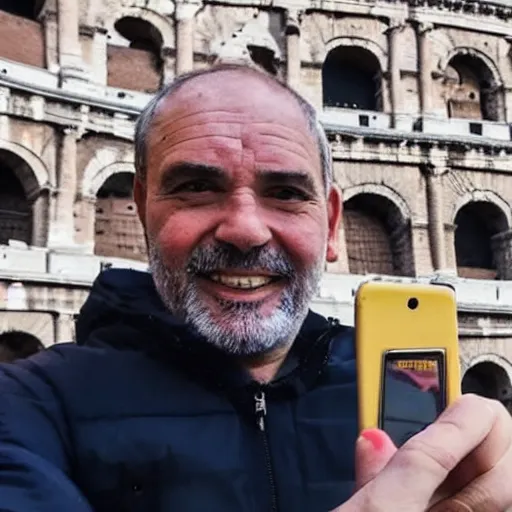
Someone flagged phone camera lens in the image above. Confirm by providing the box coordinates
[408,298,419,310]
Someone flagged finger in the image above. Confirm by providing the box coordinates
[355,395,496,511]
[354,429,396,490]
[434,396,512,502]
[429,441,512,512]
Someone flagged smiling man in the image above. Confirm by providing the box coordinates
[0,63,511,512]
[136,65,341,380]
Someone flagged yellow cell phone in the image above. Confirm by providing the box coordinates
[355,280,461,447]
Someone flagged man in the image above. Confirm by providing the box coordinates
[0,63,510,511]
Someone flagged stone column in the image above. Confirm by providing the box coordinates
[31,189,50,247]
[417,23,434,116]
[175,2,201,76]
[86,26,108,86]
[162,46,175,85]
[387,19,403,128]
[57,0,85,81]
[422,163,447,272]
[285,10,302,90]
[55,313,76,343]
[80,195,97,254]
[47,127,78,249]
[491,230,512,280]
[42,11,59,72]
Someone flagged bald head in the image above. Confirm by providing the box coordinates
[134,63,333,192]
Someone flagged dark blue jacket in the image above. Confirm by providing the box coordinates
[0,269,358,512]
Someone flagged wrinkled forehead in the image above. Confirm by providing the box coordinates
[145,71,323,182]
[160,70,309,121]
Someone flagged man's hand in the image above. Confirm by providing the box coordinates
[334,394,512,511]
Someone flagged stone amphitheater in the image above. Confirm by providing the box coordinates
[1,0,512,407]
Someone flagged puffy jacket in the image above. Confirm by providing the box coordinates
[0,268,358,512]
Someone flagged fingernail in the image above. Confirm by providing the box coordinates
[360,429,385,452]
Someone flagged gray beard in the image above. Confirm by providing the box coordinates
[147,240,325,357]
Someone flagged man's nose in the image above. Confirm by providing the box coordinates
[214,193,272,252]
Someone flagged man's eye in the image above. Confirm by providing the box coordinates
[268,187,309,201]
[172,181,216,193]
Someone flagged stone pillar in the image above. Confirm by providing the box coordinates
[47,127,78,249]
[285,10,302,90]
[55,313,75,343]
[491,230,512,280]
[422,163,447,272]
[417,23,434,116]
[162,46,175,85]
[79,195,97,254]
[57,0,85,81]
[175,2,201,76]
[85,26,108,85]
[31,189,50,247]
[42,11,59,72]
[387,20,403,128]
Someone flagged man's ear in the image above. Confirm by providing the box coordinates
[326,184,342,263]
[133,175,147,229]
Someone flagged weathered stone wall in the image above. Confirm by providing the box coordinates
[1,0,512,395]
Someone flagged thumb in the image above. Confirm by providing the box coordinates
[354,429,397,491]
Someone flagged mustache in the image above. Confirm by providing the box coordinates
[186,243,295,277]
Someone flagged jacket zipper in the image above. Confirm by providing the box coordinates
[254,390,278,512]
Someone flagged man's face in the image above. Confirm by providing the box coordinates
[135,71,341,356]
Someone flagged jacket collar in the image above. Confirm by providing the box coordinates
[76,268,349,400]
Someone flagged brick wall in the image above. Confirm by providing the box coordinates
[107,45,161,93]
[0,11,45,68]
[95,197,147,261]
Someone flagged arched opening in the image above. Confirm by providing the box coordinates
[445,53,500,121]
[454,201,508,279]
[0,150,36,246]
[0,330,44,363]
[462,362,512,409]
[95,173,146,261]
[107,17,163,93]
[322,46,382,110]
[344,193,413,276]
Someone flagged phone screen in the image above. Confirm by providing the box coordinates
[380,351,446,447]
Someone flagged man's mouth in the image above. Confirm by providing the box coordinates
[202,273,282,290]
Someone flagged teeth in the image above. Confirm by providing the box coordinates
[210,274,274,289]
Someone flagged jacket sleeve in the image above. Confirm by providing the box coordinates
[0,354,93,511]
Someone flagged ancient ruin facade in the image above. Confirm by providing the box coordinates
[1,0,512,406]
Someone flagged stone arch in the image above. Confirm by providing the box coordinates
[0,139,51,194]
[106,7,172,93]
[89,162,135,199]
[462,354,512,407]
[463,353,512,382]
[322,39,385,111]
[453,191,511,279]
[439,47,504,121]
[110,7,174,50]
[0,310,55,349]
[0,330,44,362]
[439,47,503,89]
[342,184,414,276]
[0,143,51,247]
[93,167,146,262]
[324,37,388,72]
[452,190,511,227]
[81,148,135,199]
[343,183,411,221]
